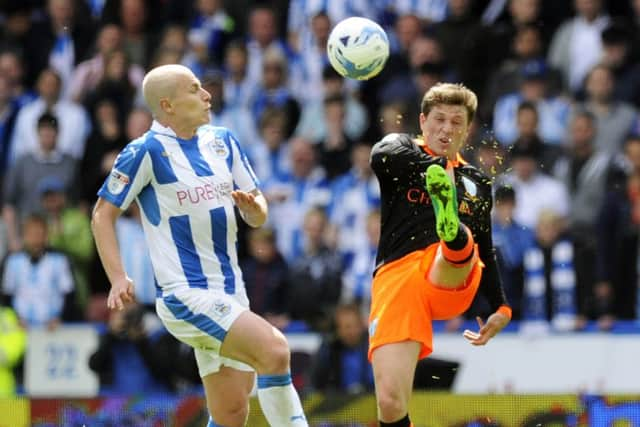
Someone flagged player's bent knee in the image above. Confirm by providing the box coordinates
[375,375,408,420]
[258,334,290,374]
[376,387,407,420]
[267,336,291,370]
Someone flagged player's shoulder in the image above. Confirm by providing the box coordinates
[377,132,416,146]
[109,132,157,173]
[122,131,154,156]
[372,133,418,153]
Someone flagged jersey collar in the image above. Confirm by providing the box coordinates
[150,120,177,137]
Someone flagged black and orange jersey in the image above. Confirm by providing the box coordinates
[370,133,508,311]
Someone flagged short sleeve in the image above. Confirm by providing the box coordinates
[97,139,151,210]
[228,130,260,192]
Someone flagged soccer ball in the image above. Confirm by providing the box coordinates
[326,17,390,81]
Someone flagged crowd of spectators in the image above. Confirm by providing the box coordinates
[2,0,640,395]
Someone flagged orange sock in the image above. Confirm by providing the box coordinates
[440,225,474,266]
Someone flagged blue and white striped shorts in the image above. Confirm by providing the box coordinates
[156,287,254,377]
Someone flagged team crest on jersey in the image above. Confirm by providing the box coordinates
[461,176,477,197]
[107,169,130,195]
[213,299,231,318]
[459,200,472,215]
[211,137,229,158]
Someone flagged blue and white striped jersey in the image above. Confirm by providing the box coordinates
[98,121,260,297]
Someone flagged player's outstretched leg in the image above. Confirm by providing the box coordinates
[425,164,476,287]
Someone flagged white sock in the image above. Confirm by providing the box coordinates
[257,374,308,426]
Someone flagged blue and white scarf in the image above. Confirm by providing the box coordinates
[523,240,576,331]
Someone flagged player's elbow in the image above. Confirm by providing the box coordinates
[370,143,390,172]
[91,199,119,232]
[90,204,103,230]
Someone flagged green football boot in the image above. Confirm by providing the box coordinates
[425,164,459,242]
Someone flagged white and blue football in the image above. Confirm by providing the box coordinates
[326,17,390,81]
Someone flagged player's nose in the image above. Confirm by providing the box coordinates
[201,88,211,102]
[442,120,454,133]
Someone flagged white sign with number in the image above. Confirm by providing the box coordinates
[25,325,99,397]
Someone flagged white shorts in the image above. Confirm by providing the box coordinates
[156,287,254,377]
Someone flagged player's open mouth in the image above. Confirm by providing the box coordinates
[438,137,451,145]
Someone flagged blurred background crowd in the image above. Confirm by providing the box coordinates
[1,0,640,397]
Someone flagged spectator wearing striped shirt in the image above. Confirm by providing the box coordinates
[329,143,380,270]
[340,209,380,316]
[287,0,372,53]
[246,6,300,96]
[263,137,331,262]
[222,40,259,111]
[1,214,76,329]
[187,0,235,66]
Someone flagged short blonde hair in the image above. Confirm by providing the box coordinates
[421,83,478,124]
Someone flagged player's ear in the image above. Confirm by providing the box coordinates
[419,112,427,132]
[160,98,172,114]
[463,119,473,137]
